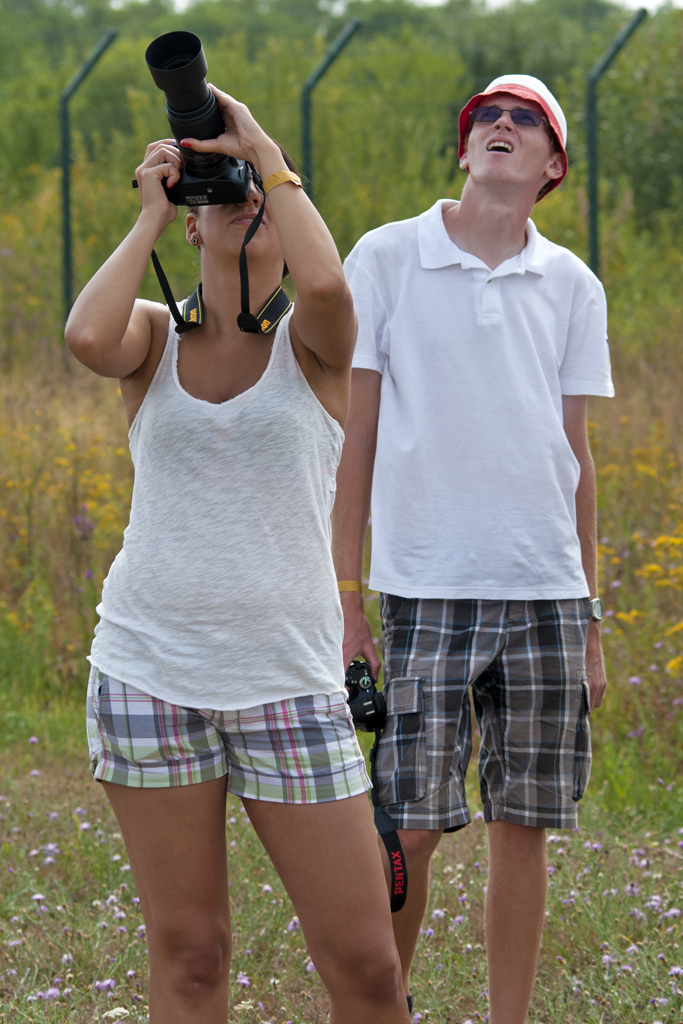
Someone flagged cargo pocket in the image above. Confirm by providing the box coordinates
[572,678,592,802]
[375,676,427,805]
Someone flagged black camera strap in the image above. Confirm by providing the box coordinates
[370,729,408,913]
[142,163,292,336]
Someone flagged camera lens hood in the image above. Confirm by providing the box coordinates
[146,31,210,114]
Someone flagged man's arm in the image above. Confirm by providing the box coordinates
[562,394,607,710]
[331,368,382,676]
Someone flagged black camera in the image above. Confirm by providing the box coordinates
[146,31,253,207]
[345,661,386,732]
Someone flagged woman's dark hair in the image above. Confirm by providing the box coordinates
[187,139,298,278]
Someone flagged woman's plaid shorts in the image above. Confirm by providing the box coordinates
[86,667,371,802]
[375,596,593,832]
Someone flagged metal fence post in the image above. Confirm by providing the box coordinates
[61,29,117,338]
[301,18,361,201]
[586,9,646,279]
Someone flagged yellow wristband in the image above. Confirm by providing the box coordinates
[262,170,303,196]
[337,580,363,593]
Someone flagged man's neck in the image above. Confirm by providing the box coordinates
[442,180,537,271]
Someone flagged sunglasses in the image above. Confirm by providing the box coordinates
[470,105,546,128]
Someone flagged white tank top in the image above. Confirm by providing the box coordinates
[89,308,346,710]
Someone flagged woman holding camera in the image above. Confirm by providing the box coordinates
[66,86,409,1024]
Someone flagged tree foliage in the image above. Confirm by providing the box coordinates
[0,0,681,367]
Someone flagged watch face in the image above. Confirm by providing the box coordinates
[591,598,603,621]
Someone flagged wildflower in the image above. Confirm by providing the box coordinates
[626,945,639,955]
[31,893,46,901]
[628,676,641,685]
[44,988,60,999]
[261,884,273,894]
[29,769,40,777]
[601,954,613,965]
[306,960,316,973]
[473,811,484,821]
[95,978,116,990]
[287,917,300,931]
[668,967,683,976]
[28,736,38,744]
[80,822,91,831]
[431,908,446,919]
[126,970,136,978]
[61,953,73,964]
[425,927,434,937]
[627,727,644,738]
[663,909,681,919]
[236,972,250,987]
[73,807,86,817]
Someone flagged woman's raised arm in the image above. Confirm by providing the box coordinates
[65,140,182,378]
[181,86,357,375]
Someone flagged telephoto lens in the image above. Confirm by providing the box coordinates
[145,31,251,206]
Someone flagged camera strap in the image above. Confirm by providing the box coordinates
[370,729,408,913]
[145,163,292,336]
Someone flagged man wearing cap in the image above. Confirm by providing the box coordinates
[333,75,613,1022]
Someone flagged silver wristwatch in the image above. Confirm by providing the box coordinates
[589,598,603,622]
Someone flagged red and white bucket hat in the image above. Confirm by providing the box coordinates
[458,74,568,198]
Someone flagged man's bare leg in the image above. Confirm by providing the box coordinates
[378,828,443,995]
[486,821,547,1024]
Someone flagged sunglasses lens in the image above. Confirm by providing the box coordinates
[471,106,501,123]
[511,109,543,127]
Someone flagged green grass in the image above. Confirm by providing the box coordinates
[1,701,683,1024]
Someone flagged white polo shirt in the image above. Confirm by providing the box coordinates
[345,198,614,600]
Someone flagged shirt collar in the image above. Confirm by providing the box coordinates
[417,198,549,277]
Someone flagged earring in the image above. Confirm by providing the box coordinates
[191,237,199,246]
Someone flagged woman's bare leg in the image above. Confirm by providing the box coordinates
[244,793,411,1024]
[102,777,231,1024]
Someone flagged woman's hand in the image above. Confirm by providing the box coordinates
[180,85,277,168]
[134,139,182,230]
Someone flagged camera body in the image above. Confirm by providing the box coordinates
[145,31,252,207]
[163,163,253,207]
[345,660,386,732]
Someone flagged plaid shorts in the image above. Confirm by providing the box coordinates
[86,667,371,802]
[375,597,592,832]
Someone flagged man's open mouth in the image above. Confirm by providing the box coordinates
[487,140,513,153]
